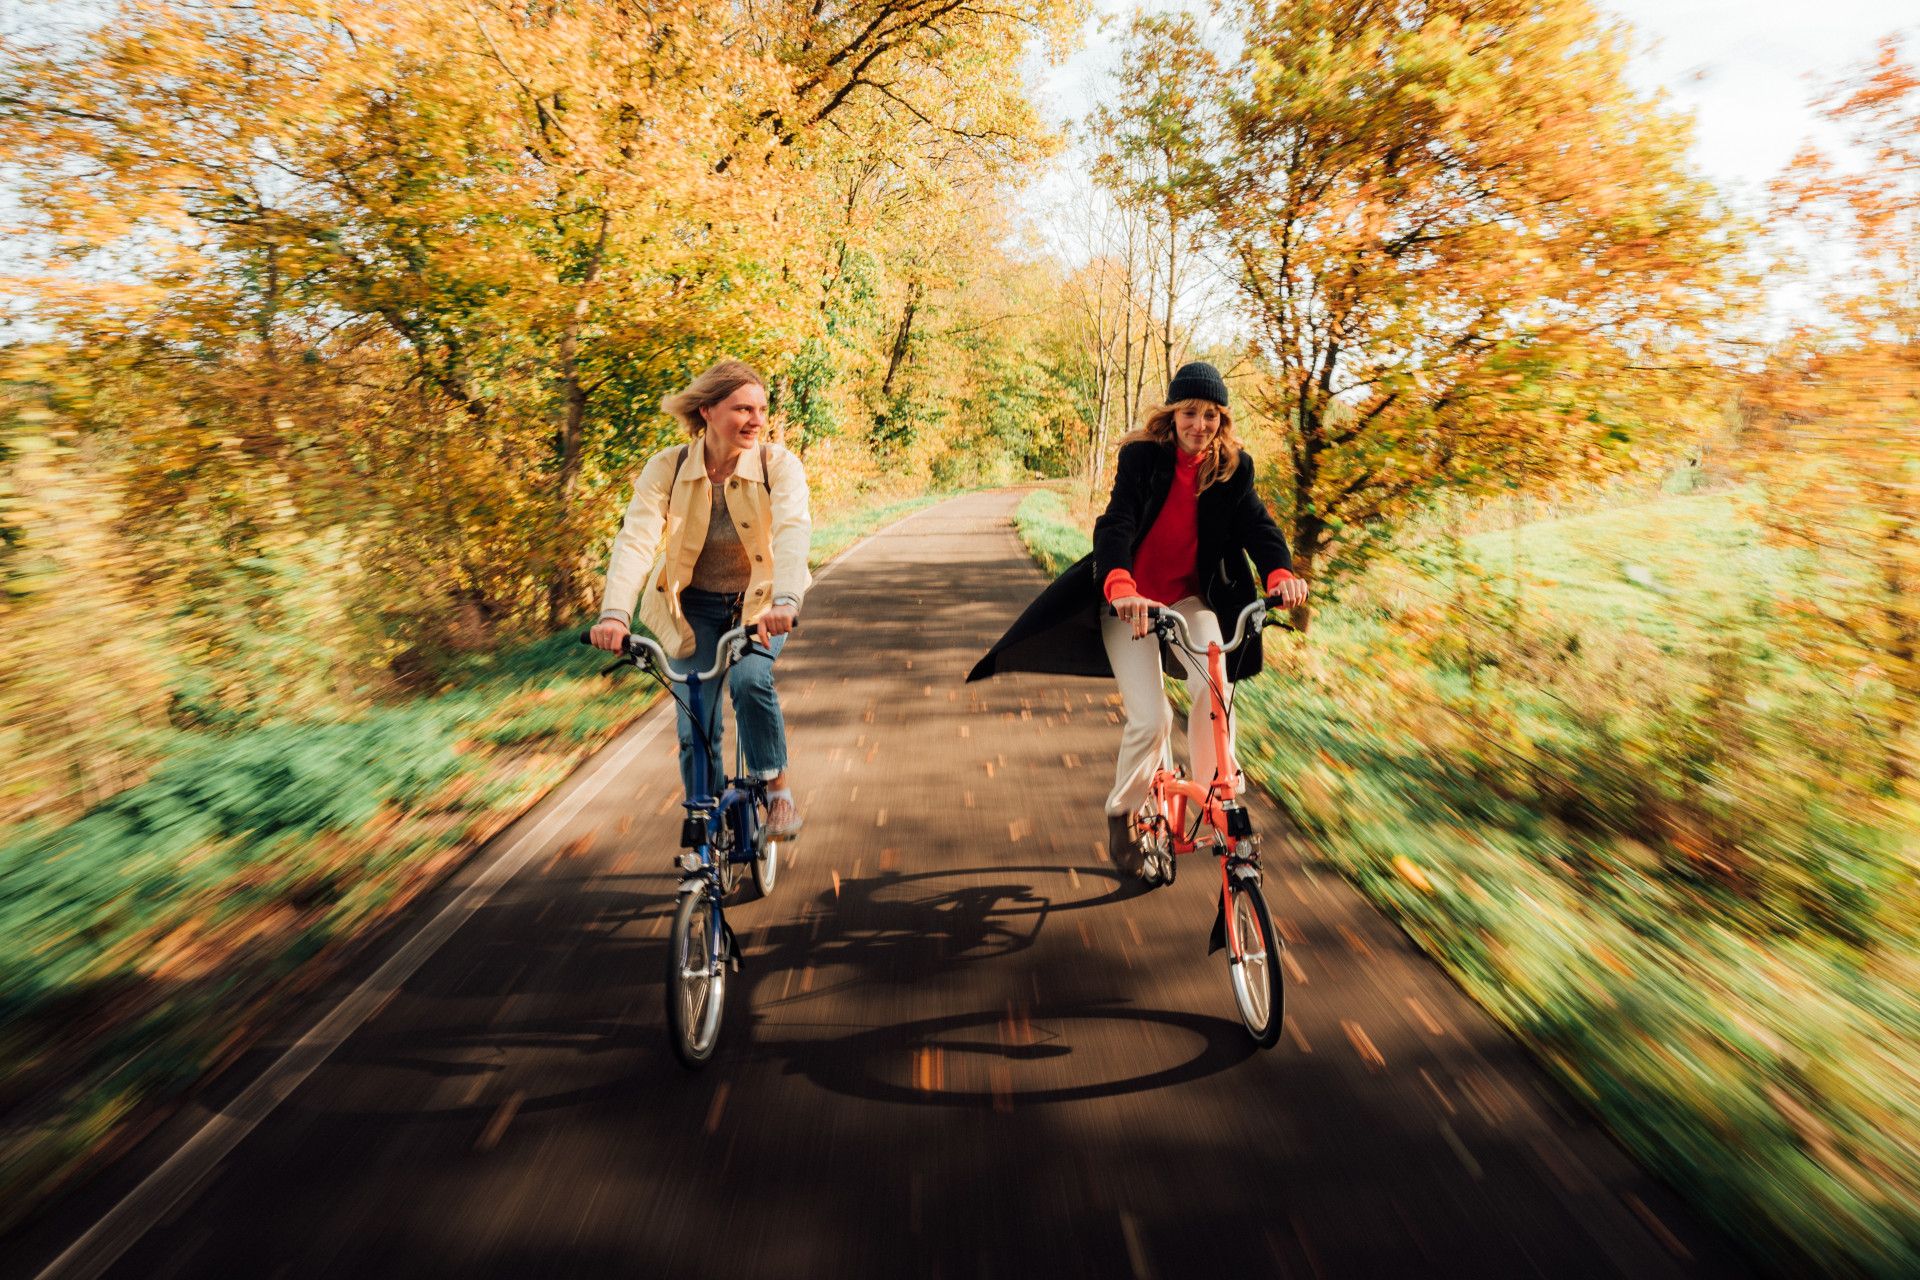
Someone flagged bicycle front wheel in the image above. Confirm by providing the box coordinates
[665,887,727,1067]
[1225,879,1283,1047]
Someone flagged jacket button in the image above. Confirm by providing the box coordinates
[754,555,764,562]
[739,522,749,529]
[729,479,738,489]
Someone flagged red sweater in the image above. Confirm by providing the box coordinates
[1103,449,1294,604]
[1131,448,1204,604]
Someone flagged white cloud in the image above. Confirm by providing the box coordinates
[1601,0,1914,202]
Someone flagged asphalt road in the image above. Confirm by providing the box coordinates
[8,490,1755,1280]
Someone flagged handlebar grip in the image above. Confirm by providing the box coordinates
[1105,603,1168,618]
[1261,595,1302,632]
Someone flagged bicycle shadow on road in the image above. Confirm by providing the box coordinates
[325,856,1255,1124]
[722,859,1257,1108]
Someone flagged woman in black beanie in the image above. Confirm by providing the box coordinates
[968,362,1309,880]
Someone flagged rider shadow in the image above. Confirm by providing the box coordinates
[738,860,1134,993]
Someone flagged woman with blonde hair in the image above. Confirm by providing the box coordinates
[968,362,1308,881]
[590,359,812,837]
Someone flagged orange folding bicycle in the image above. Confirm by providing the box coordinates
[1121,594,1289,1048]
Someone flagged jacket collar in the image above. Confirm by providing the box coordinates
[676,437,769,487]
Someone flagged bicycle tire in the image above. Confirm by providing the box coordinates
[665,886,727,1067]
[1225,879,1283,1047]
[712,821,743,898]
[751,806,780,898]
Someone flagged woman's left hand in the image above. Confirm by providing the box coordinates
[755,603,798,642]
[1270,576,1309,610]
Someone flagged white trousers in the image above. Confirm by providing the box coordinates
[1100,595,1242,816]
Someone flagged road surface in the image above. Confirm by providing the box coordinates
[7,490,1754,1280]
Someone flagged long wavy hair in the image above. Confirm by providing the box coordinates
[661,359,767,435]
[1120,398,1243,492]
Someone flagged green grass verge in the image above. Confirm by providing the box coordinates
[0,487,951,1234]
[1008,488,1920,1279]
[1456,488,1790,648]
[809,491,951,567]
[0,629,654,1228]
[1013,488,1089,579]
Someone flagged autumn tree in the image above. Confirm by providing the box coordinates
[1102,0,1738,622]
[1750,34,1920,789]
[1091,14,1219,392]
[0,0,1085,654]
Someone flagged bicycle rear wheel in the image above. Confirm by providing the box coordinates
[751,795,780,898]
[1225,879,1283,1047]
[665,886,727,1067]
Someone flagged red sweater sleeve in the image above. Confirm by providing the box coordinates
[1265,567,1295,592]
[1103,569,1139,603]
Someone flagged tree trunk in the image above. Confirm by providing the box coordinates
[546,209,611,627]
[1088,360,1112,502]
[1287,391,1327,633]
[880,282,921,400]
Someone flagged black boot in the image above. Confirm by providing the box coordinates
[1108,814,1145,877]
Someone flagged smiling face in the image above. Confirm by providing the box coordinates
[699,381,770,457]
[1172,399,1224,456]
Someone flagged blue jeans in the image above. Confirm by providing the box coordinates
[670,588,789,801]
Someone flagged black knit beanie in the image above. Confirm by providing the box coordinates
[1166,361,1229,408]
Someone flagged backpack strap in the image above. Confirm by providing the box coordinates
[663,443,691,524]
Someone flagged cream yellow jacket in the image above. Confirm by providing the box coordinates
[597,441,812,659]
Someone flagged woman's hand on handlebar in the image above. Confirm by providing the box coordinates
[1112,594,1164,640]
[754,603,798,642]
[588,619,630,653]
[1269,576,1309,611]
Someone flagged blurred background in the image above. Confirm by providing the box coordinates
[2,0,1916,1274]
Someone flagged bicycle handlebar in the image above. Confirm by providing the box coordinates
[1107,595,1295,656]
[578,626,762,684]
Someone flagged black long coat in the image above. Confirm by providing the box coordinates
[968,440,1294,684]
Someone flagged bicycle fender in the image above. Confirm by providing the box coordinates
[721,920,744,972]
[676,876,705,896]
[1208,897,1228,955]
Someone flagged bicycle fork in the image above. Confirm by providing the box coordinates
[1208,837,1263,957]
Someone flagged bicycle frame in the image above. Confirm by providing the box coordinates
[581,621,781,1060]
[678,671,766,978]
[1133,597,1283,963]
[1145,634,1240,858]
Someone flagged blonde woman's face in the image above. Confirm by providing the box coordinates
[1173,401,1223,456]
[701,383,769,456]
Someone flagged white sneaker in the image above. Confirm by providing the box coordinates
[767,796,803,840]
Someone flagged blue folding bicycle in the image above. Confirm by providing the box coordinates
[582,624,780,1067]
